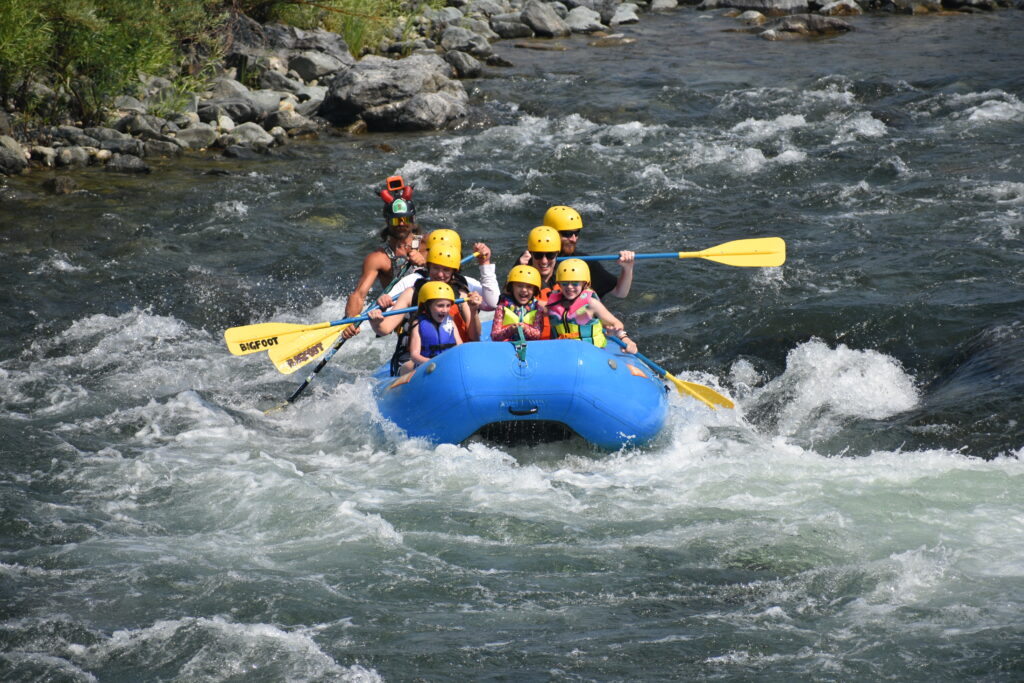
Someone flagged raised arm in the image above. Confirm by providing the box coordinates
[606,250,635,299]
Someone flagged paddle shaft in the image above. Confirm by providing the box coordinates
[557,237,785,268]
[274,296,465,409]
[566,253,683,262]
[606,335,670,378]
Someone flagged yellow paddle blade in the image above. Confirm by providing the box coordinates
[665,372,735,410]
[224,321,332,356]
[267,325,349,374]
[679,237,786,268]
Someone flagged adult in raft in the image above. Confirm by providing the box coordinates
[379,228,499,314]
[520,205,635,299]
[367,242,484,375]
[341,175,425,339]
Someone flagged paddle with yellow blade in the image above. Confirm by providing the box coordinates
[262,298,466,413]
[566,236,786,268]
[606,336,734,410]
[224,252,481,360]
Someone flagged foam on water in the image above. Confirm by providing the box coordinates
[741,339,919,443]
[3,303,1023,680]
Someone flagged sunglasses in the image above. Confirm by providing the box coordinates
[560,230,581,238]
[389,216,413,226]
[530,251,558,261]
[559,280,586,288]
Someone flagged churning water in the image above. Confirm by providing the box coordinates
[2,9,1023,681]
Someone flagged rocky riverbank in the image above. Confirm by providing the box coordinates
[1,0,1021,185]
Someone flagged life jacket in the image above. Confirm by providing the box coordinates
[536,285,559,340]
[415,312,457,358]
[546,289,607,348]
[498,294,538,326]
[389,275,469,375]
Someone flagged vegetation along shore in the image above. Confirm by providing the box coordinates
[1,0,1020,188]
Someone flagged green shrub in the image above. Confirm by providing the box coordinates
[0,0,225,127]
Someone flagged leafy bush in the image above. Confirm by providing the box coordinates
[0,0,225,127]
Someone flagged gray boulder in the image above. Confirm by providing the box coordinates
[105,153,150,173]
[220,121,276,148]
[566,6,607,31]
[818,0,862,13]
[425,7,466,29]
[263,108,314,131]
[144,140,184,157]
[521,0,572,36]
[699,0,808,12]
[55,146,90,168]
[441,26,494,58]
[30,146,57,168]
[758,13,853,38]
[288,50,349,82]
[467,0,510,16]
[464,17,501,41]
[491,15,535,38]
[84,127,130,142]
[100,138,146,157]
[445,50,484,78]
[174,124,218,149]
[199,99,259,125]
[610,2,641,23]
[53,126,100,148]
[650,0,680,8]
[0,135,28,175]
[319,53,469,131]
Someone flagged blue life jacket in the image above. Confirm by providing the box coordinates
[416,312,457,358]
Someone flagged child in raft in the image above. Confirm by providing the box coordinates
[545,258,638,354]
[405,281,463,374]
[491,265,544,341]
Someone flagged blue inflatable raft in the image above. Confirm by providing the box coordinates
[373,335,669,450]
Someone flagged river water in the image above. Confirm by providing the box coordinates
[2,8,1023,681]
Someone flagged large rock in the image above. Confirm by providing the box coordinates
[440,26,494,58]
[566,6,607,32]
[105,153,150,173]
[521,0,572,36]
[0,135,28,175]
[818,0,863,14]
[491,15,535,38]
[288,50,349,82]
[698,0,809,12]
[319,53,469,131]
[219,121,276,148]
[174,124,218,149]
[445,50,484,79]
[467,0,510,16]
[758,13,853,38]
[610,3,641,23]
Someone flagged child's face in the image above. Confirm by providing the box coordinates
[428,299,451,322]
[559,280,585,298]
[511,282,535,304]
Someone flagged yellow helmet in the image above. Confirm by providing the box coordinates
[506,265,542,290]
[418,280,456,305]
[427,245,461,270]
[527,225,560,253]
[555,258,590,284]
[543,206,582,232]
[426,228,461,253]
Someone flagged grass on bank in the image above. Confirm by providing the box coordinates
[0,0,438,129]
